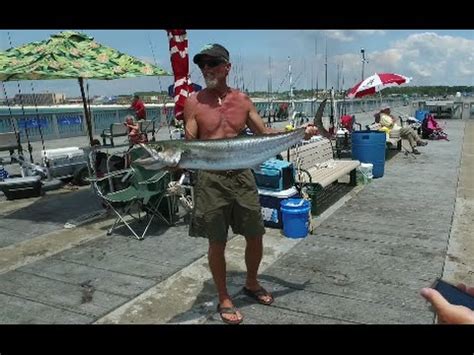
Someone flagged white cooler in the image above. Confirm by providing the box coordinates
[258,186,299,229]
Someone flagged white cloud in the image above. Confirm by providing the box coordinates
[323,31,355,42]
[331,32,474,87]
[322,30,386,42]
[387,32,474,85]
[354,30,386,36]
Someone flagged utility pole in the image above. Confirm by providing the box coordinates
[253,71,256,93]
[315,37,319,99]
[341,61,344,92]
[268,57,272,97]
[325,40,328,91]
[268,56,273,114]
[288,56,294,121]
[361,48,368,81]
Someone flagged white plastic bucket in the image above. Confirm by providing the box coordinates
[356,163,373,185]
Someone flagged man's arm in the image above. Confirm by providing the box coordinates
[245,98,318,139]
[246,98,281,135]
[183,98,198,140]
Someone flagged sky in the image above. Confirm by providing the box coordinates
[1,29,474,98]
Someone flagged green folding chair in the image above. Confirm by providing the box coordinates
[95,146,175,240]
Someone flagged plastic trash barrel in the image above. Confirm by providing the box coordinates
[352,131,386,178]
[280,198,311,239]
[415,110,429,122]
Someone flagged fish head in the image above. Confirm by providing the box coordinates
[133,142,183,170]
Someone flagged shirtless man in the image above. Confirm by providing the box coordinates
[183,43,317,324]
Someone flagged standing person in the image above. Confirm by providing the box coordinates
[183,43,318,325]
[129,95,147,121]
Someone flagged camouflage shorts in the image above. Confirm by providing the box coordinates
[189,169,265,243]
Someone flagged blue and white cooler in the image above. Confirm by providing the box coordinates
[253,158,295,192]
[258,186,299,229]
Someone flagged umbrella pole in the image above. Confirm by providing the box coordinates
[78,78,94,146]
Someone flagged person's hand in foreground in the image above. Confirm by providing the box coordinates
[420,283,474,324]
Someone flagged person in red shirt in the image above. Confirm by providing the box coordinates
[129,95,147,121]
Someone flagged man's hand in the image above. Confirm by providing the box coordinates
[420,285,474,324]
[303,124,319,140]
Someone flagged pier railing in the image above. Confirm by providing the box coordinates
[0,107,174,142]
[254,98,405,118]
[0,98,405,142]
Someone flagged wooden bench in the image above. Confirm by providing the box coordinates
[0,132,21,163]
[286,137,360,214]
[100,123,128,147]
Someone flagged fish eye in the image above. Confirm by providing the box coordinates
[149,145,163,153]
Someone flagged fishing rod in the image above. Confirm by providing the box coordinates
[267,70,290,119]
[328,88,335,136]
[7,31,34,163]
[149,32,172,140]
[13,82,34,163]
[29,82,47,157]
[1,81,23,156]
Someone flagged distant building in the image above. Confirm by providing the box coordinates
[134,92,168,104]
[92,96,118,104]
[13,93,66,105]
[66,97,84,104]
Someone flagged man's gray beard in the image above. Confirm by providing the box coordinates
[204,77,218,88]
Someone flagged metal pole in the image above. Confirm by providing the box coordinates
[78,78,94,146]
[288,56,294,125]
[361,48,367,81]
[325,40,328,91]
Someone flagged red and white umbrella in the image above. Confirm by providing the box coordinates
[346,73,411,99]
[166,29,197,120]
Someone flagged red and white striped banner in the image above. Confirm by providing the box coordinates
[166,29,195,120]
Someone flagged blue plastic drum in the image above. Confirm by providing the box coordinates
[352,130,386,178]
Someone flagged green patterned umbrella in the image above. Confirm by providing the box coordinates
[0,31,171,145]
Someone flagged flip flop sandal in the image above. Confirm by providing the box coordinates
[216,304,243,325]
[242,287,274,305]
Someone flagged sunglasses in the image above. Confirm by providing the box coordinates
[197,59,225,69]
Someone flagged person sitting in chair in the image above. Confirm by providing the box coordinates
[371,106,427,155]
[124,115,147,146]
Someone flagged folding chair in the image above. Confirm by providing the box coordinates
[90,145,174,241]
[95,165,173,240]
[138,119,158,142]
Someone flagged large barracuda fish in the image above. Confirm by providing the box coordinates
[133,100,328,171]
[133,128,306,171]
